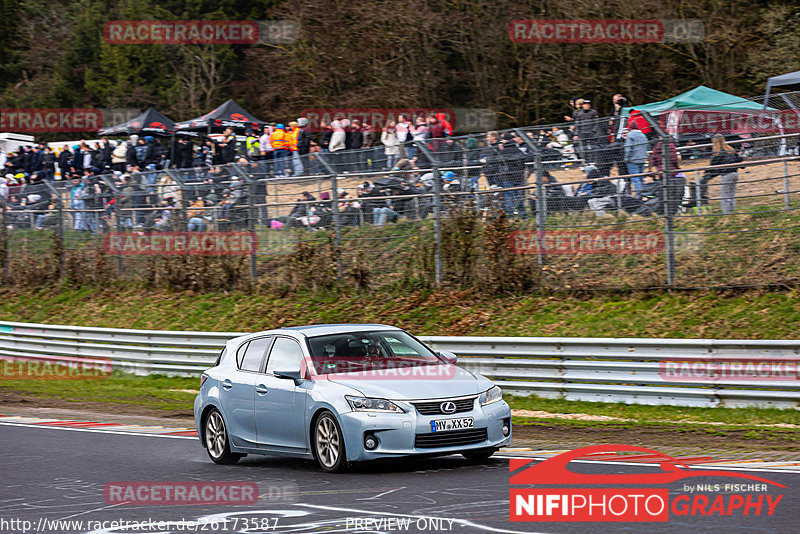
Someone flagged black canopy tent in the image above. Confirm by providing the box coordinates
[98,107,176,136]
[174,99,266,134]
[763,71,800,109]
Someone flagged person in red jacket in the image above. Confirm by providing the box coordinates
[627,110,653,136]
[435,112,453,136]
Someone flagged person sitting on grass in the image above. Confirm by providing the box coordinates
[620,173,661,217]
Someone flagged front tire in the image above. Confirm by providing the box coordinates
[462,448,497,463]
[204,409,243,465]
[313,411,347,473]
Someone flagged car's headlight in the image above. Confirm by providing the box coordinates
[346,395,406,413]
[479,386,502,406]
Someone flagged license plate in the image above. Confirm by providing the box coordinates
[430,417,474,432]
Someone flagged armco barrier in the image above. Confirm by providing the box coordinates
[0,321,797,408]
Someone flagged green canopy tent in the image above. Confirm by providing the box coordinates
[621,86,767,117]
[617,86,797,143]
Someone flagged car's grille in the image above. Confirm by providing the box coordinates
[415,428,488,449]
[412,396,476,415]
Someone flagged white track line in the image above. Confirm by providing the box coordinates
[3,420,799,474]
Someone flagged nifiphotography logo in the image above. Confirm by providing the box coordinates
[510,444,785,522]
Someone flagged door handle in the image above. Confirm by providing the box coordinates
[255,384,268,395]
[221,379,233,390]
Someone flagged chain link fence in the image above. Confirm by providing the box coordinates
[2,96,799,292]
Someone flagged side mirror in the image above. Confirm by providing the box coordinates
[273,368,303,382]
[439,351,457,365]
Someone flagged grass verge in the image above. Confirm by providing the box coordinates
[0,285,798,338]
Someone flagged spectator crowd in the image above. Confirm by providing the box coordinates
[0,93,750,233]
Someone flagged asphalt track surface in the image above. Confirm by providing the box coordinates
[0,423,797,534]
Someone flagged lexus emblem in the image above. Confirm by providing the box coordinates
[440,401,457,414]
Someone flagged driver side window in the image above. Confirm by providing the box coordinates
[266,337,304,375]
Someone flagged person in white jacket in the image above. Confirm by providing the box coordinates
[329,120,346,152]
[259,125,273,162]
[381,121,400,169]
[111,141,128,172]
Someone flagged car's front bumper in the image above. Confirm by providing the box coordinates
[338,400,512,462]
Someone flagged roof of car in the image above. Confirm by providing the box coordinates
[279,324,400,337]
[228,324,401,344]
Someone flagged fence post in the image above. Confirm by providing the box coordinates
[784,161,790,209]
[660,135,676,287]
[515,128,546,274]
[694,170,702,210]
[314,153,341,280]
[0,198,8,280]
[231,164,258,284]
[98,176,123,276]
[165,170,189,231]
[39,181,66,279]
[57,188,66,279]
[415,142,443,287]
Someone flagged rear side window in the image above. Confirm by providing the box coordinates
[236,342,250,368]
[239,337,272,372]
[214,348,227,367]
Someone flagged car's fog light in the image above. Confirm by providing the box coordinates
[502,419,510,436]
[364,434,378,450]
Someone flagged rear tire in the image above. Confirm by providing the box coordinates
[204,409,243,465]
[462,448,497,463]
[313,411,348,473]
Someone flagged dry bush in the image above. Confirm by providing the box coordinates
[441,199,481,287]
[285,234,340,291]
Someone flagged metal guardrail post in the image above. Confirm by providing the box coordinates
[660,135,676,287]
[415,142,443,286]
[515,128,546,274]
[314,153,341,280]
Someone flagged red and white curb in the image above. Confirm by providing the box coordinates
[0,414,197,437]
[3,414,799,473]
[497,447,800,473]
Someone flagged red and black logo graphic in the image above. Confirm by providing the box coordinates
[510,444,785,522]
[230,113,248,121]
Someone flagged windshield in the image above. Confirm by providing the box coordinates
[305,330,441,375]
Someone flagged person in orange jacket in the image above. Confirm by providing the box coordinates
[287,121,304,176]
[271,124,288,176]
